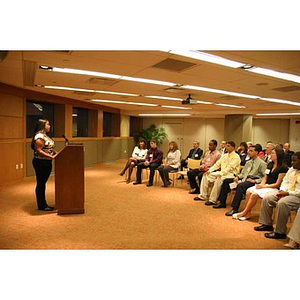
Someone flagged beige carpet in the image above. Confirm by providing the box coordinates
[0,159,294,249]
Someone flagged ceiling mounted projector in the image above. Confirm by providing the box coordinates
[182,94,197,105]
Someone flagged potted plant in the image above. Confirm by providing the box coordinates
[134,124,167,148]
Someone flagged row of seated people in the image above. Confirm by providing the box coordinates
[119,139,300,248]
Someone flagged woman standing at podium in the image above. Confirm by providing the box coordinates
[31,119,58,211]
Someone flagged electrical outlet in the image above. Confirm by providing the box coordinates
[20,163,23,169]
[16,164,19,170]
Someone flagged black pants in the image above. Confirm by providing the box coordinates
[187,169,205,193]
[32,157,52,210]
[218,178,254,209]
[136,162,160,184]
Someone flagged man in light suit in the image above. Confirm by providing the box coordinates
[177,141,203,179]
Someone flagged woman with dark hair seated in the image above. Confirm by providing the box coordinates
[158,141,181,187]
[119,139,148,184]
[237,141,249,166]
[233,148,288,220]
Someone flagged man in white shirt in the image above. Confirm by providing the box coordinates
[254,151,300,239]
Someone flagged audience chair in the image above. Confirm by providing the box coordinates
[176,158,200,185]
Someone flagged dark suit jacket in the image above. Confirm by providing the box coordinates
[185,148,203,160]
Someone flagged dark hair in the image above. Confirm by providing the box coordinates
[138,139,147,150]
[227,141,236,148]
[210,139,218,146]
[255,143,263,152]
[250,144,261,153]
[150,139,157,144]
[168,141,179,153]
[30,119,49,150]
[239,142,248,152]
[292,151,300,160]
[273,148,285,168]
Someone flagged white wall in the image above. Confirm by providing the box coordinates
[289,118,300,152]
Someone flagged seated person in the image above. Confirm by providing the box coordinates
[263,142,275,163]
[212,144,266,213]
[158,141,181,187]
[284,207,300,249]
[231,148,288,219]
[256,143,265,159]
[177,141,203,179]
[187,139,221,194]
[119,139,147,184]
[254,151,300,239]
[237,141,249,166]
[219,140,227,155]
[283,142,294,167]
[194,141,241,204]
[133,140,163,187]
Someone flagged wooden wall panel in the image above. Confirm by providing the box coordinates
[0,92,23,117]
[0,116,23,139]
[0,142,24,185]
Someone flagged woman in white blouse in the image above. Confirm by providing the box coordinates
[119,139,148,184]
[158,141,181,187]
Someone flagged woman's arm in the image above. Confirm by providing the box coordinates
[259,173,286,189]
[35,139,57,159]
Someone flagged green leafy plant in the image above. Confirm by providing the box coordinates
[134,124,167,148]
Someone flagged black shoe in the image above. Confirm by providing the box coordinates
[189,190,199,194]
[213,203,226,209]
[254,225,274,231]
[225,208,238,216]
[194,197,205,201]
[205,201,215,206]
[264,232,287,239]
[177,175,184,180]
[119,172,125,176]
[39,206,55,211]
[146,183,153,187]
[133,181,141,185]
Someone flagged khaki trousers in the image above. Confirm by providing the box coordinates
[258,194,300,234]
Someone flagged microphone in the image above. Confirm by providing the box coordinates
[62,134,70,145]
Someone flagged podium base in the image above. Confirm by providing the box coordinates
[57,208,85,215]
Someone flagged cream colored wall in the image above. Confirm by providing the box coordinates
[289,118,300,151]
[142,118,225,156]
[142,117,294,156]
[120,115,130,137]
[252,119,290,147]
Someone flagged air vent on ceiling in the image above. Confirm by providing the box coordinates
[272,85,300,92]
[73,91,95,96]
[152,58,197,72]
[87,77,118,86]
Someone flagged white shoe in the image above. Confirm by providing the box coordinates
[232,213,239,219]
[238,215,251,221]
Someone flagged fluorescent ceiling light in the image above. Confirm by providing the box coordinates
[127,102,157,107]
[216,103,246,108]
[161,105,192,110]
[52,67,121,79]
[260,98,300,106]
[247,67,300,84]
[183,85,259,99]
[121,76,174,86]
[49,67,174,87]
[196,100,213,105]
[256,112,300,116]
[138,114,191,117]
[167,50,245,68]
[43,85,139,97]
[145,95,182,101]
[91,99,127,104]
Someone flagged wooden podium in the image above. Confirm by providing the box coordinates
[55,144,85,215]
